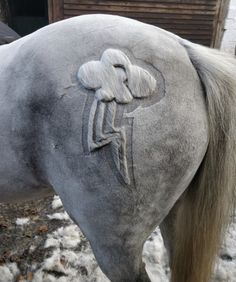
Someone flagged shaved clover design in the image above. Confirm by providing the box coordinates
[78,49,156,184]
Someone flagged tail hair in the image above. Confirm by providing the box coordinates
[170,42,236,282]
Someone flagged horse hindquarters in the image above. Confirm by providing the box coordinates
[34,15,209,282]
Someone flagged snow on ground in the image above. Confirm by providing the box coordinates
[0,263,19,282]
[51,196,63,210]
[143,230,170,282]
[47,212,71,221]
[32,212,236,282]
[44,196,171,282]
[213,221,236,282]
[1,194,235,282]
[41,196,236,282]
[15,218,30,226]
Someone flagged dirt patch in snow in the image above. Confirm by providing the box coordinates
[0,196,94,281]
[0,195,235,282]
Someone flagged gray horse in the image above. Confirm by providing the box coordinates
[0,15,235,282]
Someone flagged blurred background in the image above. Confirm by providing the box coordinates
[0,0,235,52]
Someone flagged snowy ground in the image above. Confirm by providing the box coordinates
[0,195,235,282]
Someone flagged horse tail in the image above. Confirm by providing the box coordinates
[170,42,236,282]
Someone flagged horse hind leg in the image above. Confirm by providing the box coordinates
[159,194,184,268]
[82,235,151,282]
[60,196,151,282]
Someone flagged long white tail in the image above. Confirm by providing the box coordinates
[169,41,236,282]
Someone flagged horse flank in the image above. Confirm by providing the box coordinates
[0,15,235,282]
[170,42,236,282]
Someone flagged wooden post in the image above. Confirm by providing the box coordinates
[211,0,230,48]
[48,0,64,23]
